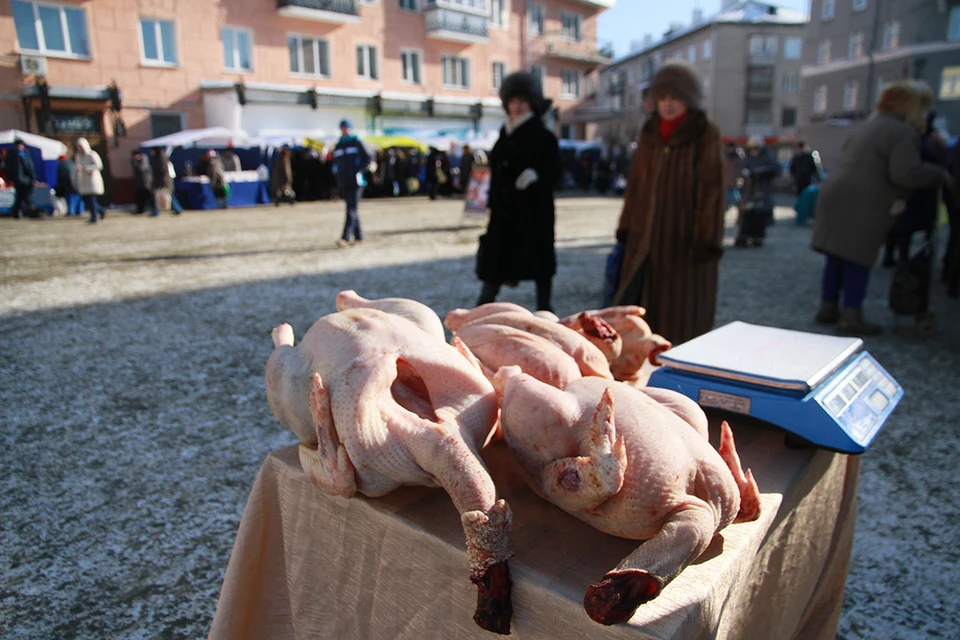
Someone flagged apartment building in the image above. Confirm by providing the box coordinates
[798,0,960,168]
[0,0,612,202]
[591,0,805,161]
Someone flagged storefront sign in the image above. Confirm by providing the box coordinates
[50,113,102,135]
[940,66,960,101]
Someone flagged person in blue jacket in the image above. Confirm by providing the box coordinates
[6,139,37,219]
[332,119,372,247]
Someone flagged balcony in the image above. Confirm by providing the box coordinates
[425,8,489,45]
[276,0,361,24]
[564,0,616,7]
[545,36,612,65]
[424,0,489,17]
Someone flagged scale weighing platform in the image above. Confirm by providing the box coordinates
[647,321,903,453]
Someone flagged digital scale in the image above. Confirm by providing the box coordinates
[647,322,903,453]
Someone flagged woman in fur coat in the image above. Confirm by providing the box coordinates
[476,71,561,312]
[811,80,952,335]
[614,61,725,346]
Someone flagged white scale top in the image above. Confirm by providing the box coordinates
[657,321,863,392]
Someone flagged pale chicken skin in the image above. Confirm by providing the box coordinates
[495,366,760,625]
[264,293,515,634]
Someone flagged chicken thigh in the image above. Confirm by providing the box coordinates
[265,297,514,633]
[494,366,760,626]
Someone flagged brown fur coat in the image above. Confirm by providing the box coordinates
[614,109,725,345]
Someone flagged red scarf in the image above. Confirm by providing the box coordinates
[659,112,687,142]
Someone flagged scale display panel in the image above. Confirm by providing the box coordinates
[648,323,903,453]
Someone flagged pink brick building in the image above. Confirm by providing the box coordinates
[0,0,612,203]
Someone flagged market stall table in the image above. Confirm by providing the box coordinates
[176,171,269,210]
[209,417,858,640]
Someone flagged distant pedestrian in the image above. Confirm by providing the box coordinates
[736,135,780,246]
[150,148,183,216]
[5,138,36,219]
[130,149,153,214]
[722,141,743,210]
[614,61,725,345]
[270,146,294,206]
[459,144,475,194]
[424,147,440,200]
[332,119,371,247]
[204,150,228,209]
[476,71,560,312]
[811,80,953,335]
[221,146,241,172]
[789,141,821,196]
[74,137,106,224]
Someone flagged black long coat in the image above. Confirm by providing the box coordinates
[477,117,560,283]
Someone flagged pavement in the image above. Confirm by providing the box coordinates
[1,196,958,639]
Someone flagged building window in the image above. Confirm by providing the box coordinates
[843,80,859,109]
[399,0,418,11]
[702,77,711,102]
[814,85,828,113]
[853,0,867,11]
[653,51,663,68]
[149,112,185,139]
[560,124,574,140]
[782,72,798,94]
[822,0,835,20]
[782,107,797,127]
[674,50,684,60]
[561,69,581,98]
[641,58,654,80]
[784,37,802,59]
[949,7,960,41]
[746,101,773,124]
[222,26,252,72]
[882,21,900,50]
[561,13,582,41]
[817,39,831,65]
[401,49,421,84]
[139,18,177,65]
[749,35,778,58]
[688,45,696,62]
[288,35,330,77]
[492,61,506,90]
[848,32,864,58]
[11,1,91,58]
[585,75,596,97]
[748,67,774,91]
[530,65,545,89]
[528,4,545,36]
[703,38,713,60]
[442,55,470,89]
[491,0,505,28]
[356,44,378,80]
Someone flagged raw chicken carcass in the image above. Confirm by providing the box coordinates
[560,306,671,385]
[265,294,515,634]
[447,306,613,379]
[494,366,760,625]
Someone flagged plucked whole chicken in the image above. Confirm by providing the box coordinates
[264,291,514,634]
[494,365,761,625]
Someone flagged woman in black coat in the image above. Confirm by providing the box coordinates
[476,71,561,312]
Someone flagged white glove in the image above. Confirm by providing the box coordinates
[515,168,538,191]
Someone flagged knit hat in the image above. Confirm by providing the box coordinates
[499,71,550,116]
[649,61,703,111]
[339,119,353,129]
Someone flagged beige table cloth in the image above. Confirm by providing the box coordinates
[209,418,859,640]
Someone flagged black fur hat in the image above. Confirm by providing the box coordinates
[500,71,550,116]
[649,61,703,111]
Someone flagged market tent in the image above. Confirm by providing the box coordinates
[140,127,257,150]
[0,129,68,187]
[364,135,428,152]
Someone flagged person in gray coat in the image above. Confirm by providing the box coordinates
[812,80,953,335]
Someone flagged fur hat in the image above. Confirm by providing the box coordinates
[500,71,550,116]
[649,61,703,111]
[876,80,934,132]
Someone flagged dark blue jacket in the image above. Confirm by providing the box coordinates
[332,134,371,191]
[6,148,36,187]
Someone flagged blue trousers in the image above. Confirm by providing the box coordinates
[83,195,106,222]
[821,254,871,309]
[340,187,363,242]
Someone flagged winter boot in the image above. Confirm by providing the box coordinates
[814,300,840,324]
[836,307,882,336]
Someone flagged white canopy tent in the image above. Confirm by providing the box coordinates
[139,127,258,152]
[0,129,68,159]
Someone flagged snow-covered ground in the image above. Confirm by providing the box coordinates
[1,196,957,639]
